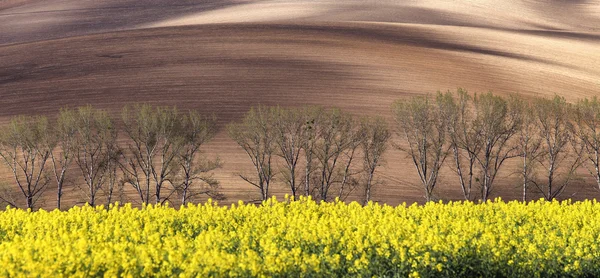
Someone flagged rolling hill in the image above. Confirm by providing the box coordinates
[1,0,600,208]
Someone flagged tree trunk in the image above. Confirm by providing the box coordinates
[304,156,311,197]
[155,183,161,205]
[290,168,297,200]
[182,185,188,205]
[145,174,150,204]
[57,184,62,210]
[522,153,527,202]
[26,195,33,210]
[364,170,375,205]
[452,145,472,200]
[595,157,600,190]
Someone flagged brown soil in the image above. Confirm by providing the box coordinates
[1,1,599,208]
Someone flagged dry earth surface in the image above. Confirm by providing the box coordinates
[1,0,600,208]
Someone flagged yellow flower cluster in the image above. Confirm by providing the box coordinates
[0,197,599,277]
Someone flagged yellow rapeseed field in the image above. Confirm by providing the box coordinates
[0,197,598,277]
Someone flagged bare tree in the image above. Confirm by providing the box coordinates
[151,106,184,205]
[514,98,542,201]
[178,157,221,205]
[121,104,183,205]
[228,106,276,201]
[73,106,118,207]
[272,106,307,200]
[102,134,123,207]
[532,95,583,200]
[470,92,522,201]
[0,182,18,209]
[313,108,359,202]
[177,111,221,205]
[301,106,323,197]
[0,116,52,209]
[393,94,449,201]
[47,108,77,210]
[574,96,600,190]
[121,104,155,204]
[440,89,483,200]
[360,116,391,205]
[337,126,362,201]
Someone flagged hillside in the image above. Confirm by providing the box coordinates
[1,0,600,207]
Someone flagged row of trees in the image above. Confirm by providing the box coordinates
[0,104,391,210]
[394,89,600,202]
[0,105,220,209]
[227,106,391,204]
[2,90,600,209]
[228,90,600,204]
